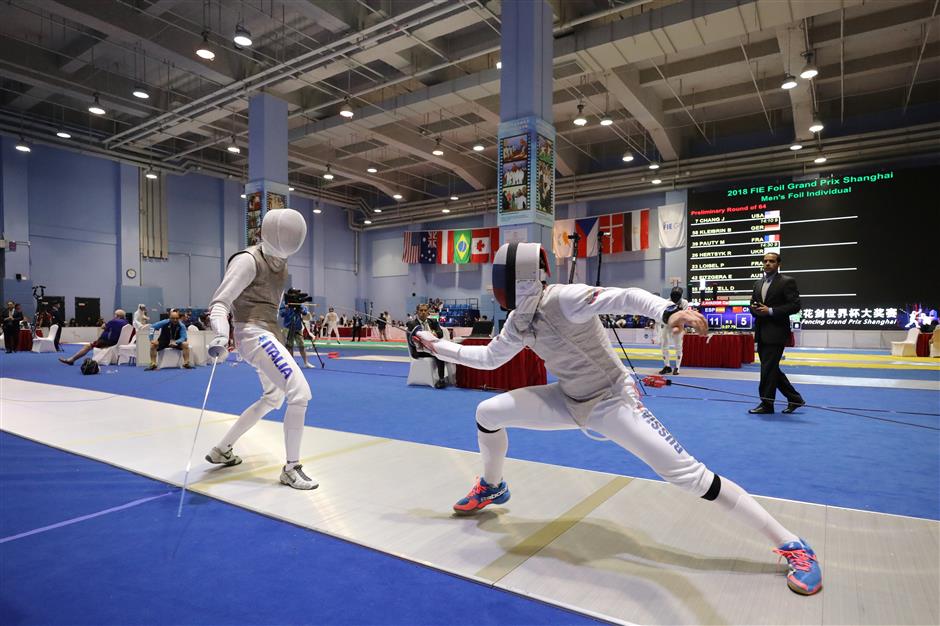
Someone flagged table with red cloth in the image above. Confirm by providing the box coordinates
[455,337,547,391]
[334,327,372,338]
[916,332,933,357]
[18,329,33,351]
[681,333,754,368]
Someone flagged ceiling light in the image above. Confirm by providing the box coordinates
[392,193,403,200]
[227,137,240,154]
[432,138,444,157]
[312,208,322,214]
[814,155,828,164]
[651,178,662,185]
[573,103,587,126]
[363,220,372,225]
[323,165,335,181]
[196,31,215,60]
[496,61,502,70]
[648,162,660,170]
[808,118,824,133]
[132,86,150,99]
[472,142,485,152]
[56,130,71,139]
[450,195,459,201]
[373,208,382,213]
[442,208,451,214]
[233,24,252,47]
[781,74,798,90]
[88,93,106,115]
[599,115,613,126]
[799,53,818,80]
[15,137,30,153]
[288,186,295,191]
[366,166,378,174]
[145,169,158,180]
[339,99,354,119]
[789,140,803,151]
[240,193,247,199]
[621,151,634,163]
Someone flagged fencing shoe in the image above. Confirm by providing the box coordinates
[774,538,822,595]
[453,477,510,514]
[205,446,242,467]
[658,365,672,375]
[280,464,318,490]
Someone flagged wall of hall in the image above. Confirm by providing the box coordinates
[0,139,354,321]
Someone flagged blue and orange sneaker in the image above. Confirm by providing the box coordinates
[774,538,822,595]
[453,477,510,514]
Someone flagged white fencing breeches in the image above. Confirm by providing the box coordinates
[659,323,683,367]
[217,324,312,463]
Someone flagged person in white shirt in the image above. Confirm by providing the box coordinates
[323,307,341,343]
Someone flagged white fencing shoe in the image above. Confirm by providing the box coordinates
[205,446,242,467]
[280,464,318,490]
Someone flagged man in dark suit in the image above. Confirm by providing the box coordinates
[407,303,447,388]
[749,252,805,414]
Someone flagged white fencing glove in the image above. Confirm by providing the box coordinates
[207,336,228,359]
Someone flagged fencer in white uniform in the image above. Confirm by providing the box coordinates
[204,209,317,490]
[323,308,341,343]
[658,286,688,375]
[413,242,822,596]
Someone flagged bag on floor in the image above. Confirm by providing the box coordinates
[80,358,100,375]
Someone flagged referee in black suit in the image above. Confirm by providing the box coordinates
[407,303,447,388]
[749,252,805,414]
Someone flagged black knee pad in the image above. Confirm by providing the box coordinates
[476,421,501,434]
[701,474,722,501]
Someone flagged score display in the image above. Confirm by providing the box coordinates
[687,166,940,330]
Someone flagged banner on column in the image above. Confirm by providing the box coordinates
[658,202,686,248]
[498,117,555,228]
[244,180,290,247]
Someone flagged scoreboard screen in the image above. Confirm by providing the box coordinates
[687,166,940,330]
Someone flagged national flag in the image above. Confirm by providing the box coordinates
[575,217,599,257]
[763,222,780,231]
[471,227,498,263]
[624,208,651,251]
[403,231,422,263]
[764,210,780,219]
[453,229,472,264]
[599,213,625,254]
[438,230,455,263]
[419,230,441,264]
[552,219,575,258]
[763,234,780,242]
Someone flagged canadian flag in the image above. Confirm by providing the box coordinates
[471,228,499,263]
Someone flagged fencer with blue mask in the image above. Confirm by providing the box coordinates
[413,241,822,596]
[205,208,317,490]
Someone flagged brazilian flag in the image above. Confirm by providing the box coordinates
[454,230,472,264]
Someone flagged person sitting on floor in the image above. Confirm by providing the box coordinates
[59,310,127,365]
[145,309,194,370]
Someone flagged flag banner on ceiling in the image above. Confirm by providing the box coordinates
[552,218,575,258]
[657,203,686,249]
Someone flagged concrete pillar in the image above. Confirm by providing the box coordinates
[245,93,291,247]
[0,136,34,312]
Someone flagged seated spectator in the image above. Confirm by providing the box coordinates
[182,310,204,331]
[145,309,194,370]
[59,309,128,365]
[68,318,77,327]
[407,303,447,389]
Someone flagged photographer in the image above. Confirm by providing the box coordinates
[280,290,315,369]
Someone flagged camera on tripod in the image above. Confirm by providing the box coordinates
[285,288,312,309]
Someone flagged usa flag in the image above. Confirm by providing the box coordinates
[402,231,422,263]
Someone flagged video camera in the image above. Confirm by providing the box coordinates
[285,288,312,309]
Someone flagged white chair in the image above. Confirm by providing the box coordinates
[930,328,940,358]
[117,333,137,365]
[890,327,920,357]
[407,356,456,387]
[93,323,134,365]
[136,324,152,367]
[31,325,58,353]
[157,348,183,369]
[187,325,208,366]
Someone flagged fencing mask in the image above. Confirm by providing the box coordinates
[261,209,307,260]
[670,286,684,303]
[492,243,550,323]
